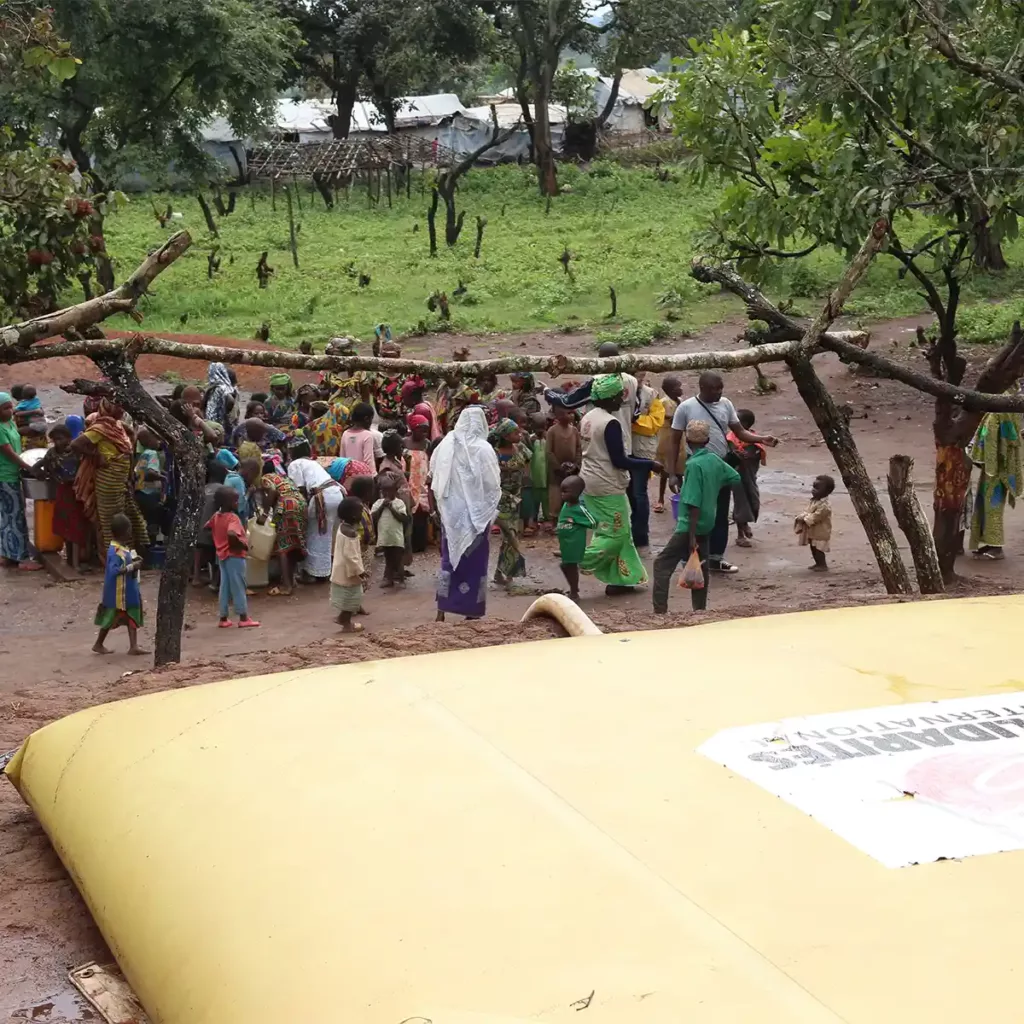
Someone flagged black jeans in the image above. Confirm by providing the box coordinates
[653,532,710,612]
[709,485,731,563]
[627,465,651,547]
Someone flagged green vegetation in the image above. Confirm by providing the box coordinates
[100,163,1024,347]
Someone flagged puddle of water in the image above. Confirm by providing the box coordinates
[758,469,848,498]
[6,988,94,1023]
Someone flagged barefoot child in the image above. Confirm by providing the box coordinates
[93,513,146,655]
[795,474,835,571]
[207,486,261,628]
[372,473,409,587]
[556,475,596,601]
[331,497,368,631]
[727,408,767,547]
[522,412,549,535]
[545,405,582,522]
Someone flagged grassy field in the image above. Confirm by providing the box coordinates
[100,162,1024,347]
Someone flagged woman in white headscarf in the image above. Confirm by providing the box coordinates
[430,406,500,621]
[204,362,239,433]
[286,443,344,580]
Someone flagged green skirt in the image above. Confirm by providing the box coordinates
[580,493,648,586]
[94,604,144,629]
[330,583,363,613]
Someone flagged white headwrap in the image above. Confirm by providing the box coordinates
[287,457,333,492]
[430,406,500,569]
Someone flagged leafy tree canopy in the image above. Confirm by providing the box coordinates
[284,0,492,136]
[0,1,93,317]
[666,0,1024,339]
[28,0,298,189]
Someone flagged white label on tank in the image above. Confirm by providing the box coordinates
[699,691,1024,867]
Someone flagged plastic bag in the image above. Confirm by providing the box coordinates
[678,547,705,589]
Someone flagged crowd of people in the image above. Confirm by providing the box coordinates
[0,334,852,649]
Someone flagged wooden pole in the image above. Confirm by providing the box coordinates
[292,174,303,213]
[887,454,945,594]
[386,167,392,208]
[286,185,299,269]
[271,176,276,212]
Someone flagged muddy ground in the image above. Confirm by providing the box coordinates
[4,317,1024,1021]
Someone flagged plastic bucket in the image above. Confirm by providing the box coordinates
[33,499,63,553]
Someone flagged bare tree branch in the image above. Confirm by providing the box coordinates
[2,334,802,377]
[0,231,192,350]
[913,0,1024,95]
[796,217,889,355]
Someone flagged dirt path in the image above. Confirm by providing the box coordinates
[5,315,1024,1020]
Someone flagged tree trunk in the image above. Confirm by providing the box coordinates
[532,66,558,197]
[196,193,219,238]
[285,185,299,268]
[474,216,487,259]
[440,185,465,246]
[89,210,115,292]
[932,444,971,581]
[931,318,1024,578]
[973,212,1008,272]
[427,189,439,257]
[313,173,334,209]
[887,455,944,594]
[515,56,536,163]
[330,61,359,139]
[786,353,914,595]
[82,355,207,666]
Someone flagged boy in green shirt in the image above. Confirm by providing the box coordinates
[652,420,740,612]
[556,475,596,601]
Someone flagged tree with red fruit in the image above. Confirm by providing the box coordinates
[0,2,94,316]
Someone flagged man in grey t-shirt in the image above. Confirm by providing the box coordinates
[669,371,778,573]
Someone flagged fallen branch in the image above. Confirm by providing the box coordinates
[0,231,192,350]
[1,335,802,377]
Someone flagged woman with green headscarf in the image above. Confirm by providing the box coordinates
[265,373,296,427]
[489,416,531,584]
[579,374,661,594]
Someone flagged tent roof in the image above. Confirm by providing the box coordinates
[204,94,469,142]
[578,66,664,106]
[463,101,567,128]
[394,93,464,126]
